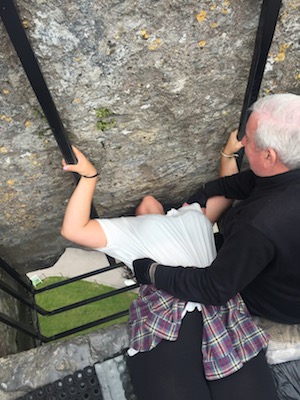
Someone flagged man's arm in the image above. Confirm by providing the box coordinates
[188,129,255,208]
[134,224,275,305]
[60,146,107,249]
[188,170,257,208]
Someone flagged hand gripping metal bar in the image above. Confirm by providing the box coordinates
[236,0,282,169]
[0,0,77,165]
[0,0,102,221]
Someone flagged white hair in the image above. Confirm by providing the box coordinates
[250,93,300,169]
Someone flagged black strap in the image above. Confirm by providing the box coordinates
[0,0,76,165]
[236,0,282,169]
[0,0,119,264]
[0,0,102,217]
[1,1,281,204]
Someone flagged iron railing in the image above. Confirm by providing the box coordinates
[0,256,139,343]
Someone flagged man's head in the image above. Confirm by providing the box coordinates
[242,93,300,176]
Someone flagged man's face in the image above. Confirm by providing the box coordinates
[241,112,267,176]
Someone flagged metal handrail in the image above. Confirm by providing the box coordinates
[34,262,124,293]
[0,256,139,343]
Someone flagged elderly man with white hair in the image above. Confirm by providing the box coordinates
[134,93,300,399]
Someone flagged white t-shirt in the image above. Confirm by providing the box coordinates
[96,204,215,356]
[95,203,216,270]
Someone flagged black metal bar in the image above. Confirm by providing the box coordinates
[0,255,137,339]
[0,311,46,341]
[0,270,138,315]
[0,279,65,316]
[0,257,33,293]
[0,254,138,336]
[43,309,130,342]
[0,0,76,165]
[0,279,35,308]
[39,283,139,316]
[236,0,282,169]
[0,0,101,221]
[0,308,131,343]
[34,262,124,293]
[0,270,136,339]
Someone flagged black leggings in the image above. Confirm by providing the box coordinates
[127,310,278,400]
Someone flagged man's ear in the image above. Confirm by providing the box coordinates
[264,148,278,167]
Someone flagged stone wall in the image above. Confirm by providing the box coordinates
[0,0,299,273]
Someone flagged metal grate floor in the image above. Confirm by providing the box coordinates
[17,354,137,400]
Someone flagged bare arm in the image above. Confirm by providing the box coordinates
[60,146,107,248]
[204,130,243,223]
[204,196,232,223]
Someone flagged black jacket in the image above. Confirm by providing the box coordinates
[155,169,300,324]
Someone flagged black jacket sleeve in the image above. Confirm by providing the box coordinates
[154,223,275,305]
[188,170,257,207]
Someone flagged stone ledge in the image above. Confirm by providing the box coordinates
[0,323,129,400]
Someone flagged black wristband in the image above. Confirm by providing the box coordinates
[81,172,99,178]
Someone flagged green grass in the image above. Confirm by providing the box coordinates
[35,277,138,339]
